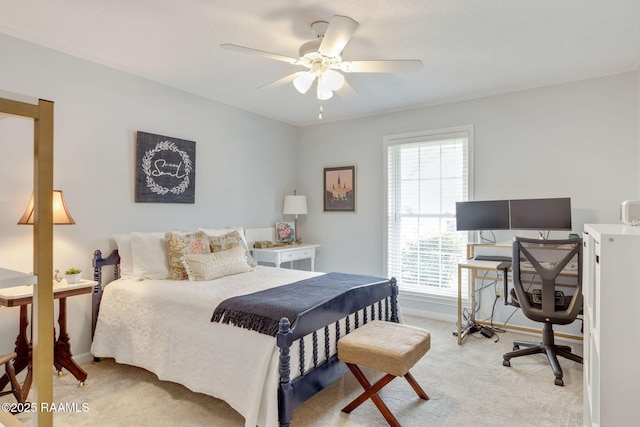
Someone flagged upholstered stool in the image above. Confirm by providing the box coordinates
[338,320,431,427]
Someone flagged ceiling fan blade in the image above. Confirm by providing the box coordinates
[256,73,299,90]
[319,15,359,57]
[341,60,423,73]
[336,80,358,100]
[220,44,300,64]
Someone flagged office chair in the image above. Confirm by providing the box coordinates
[502,236,583,386]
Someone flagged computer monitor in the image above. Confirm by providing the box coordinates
[509,197,572,230]
[455,200,511,231]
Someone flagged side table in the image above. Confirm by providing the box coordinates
[251,244,320,271]
[0,279,96,396]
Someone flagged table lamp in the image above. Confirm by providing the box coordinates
[17,190,75,225]
[283,190,308,244]
[6,189,76,401]
[18,190,75,282]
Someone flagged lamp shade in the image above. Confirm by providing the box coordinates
[293,71,315,94]
[17,190,76,225]
[316,75,334,100]
[283,195,308,216]
[323,69,345,91]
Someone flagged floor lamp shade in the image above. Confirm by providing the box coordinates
[17,190,76,225]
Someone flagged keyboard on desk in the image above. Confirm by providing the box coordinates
[473,255,512,262]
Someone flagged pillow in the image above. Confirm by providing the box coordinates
[165,231,211,280]
[182,245,252,281]
[113,234,133,278]
[206,230,256,268]
[199,226,247,246]
[130,232,170,279]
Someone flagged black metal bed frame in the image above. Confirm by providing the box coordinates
[91,249,398,427]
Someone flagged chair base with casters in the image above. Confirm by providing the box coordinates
[502,322,583,386]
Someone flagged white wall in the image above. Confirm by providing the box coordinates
[0,34,299,358]
[298,72,638,332]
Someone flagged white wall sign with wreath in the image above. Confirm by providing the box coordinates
[135,131,196,203]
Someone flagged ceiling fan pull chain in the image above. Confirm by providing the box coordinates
[318,105,323,120]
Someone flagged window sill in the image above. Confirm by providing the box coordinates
[397,289,470,323]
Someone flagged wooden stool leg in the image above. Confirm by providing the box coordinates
[404,372,429,400]
[342,364,401,427]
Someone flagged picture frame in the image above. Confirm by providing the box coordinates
[275,221,296,243]
[323,165,356,212]
[135,131,196,203]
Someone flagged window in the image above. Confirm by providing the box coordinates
[384,126,472,298]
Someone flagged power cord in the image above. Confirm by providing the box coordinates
[474,271,497,317]
[479,230,497,244]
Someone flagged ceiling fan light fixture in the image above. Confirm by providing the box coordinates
[316,76,334,100]
[323,69,345,91]
[317,88,333,100]
[293,71,315,94]
[223,14,423,117]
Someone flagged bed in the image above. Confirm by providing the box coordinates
[90,228,398,427]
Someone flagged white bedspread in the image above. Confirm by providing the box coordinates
[91,266,322,427]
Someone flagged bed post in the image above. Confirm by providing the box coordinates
[277,317,293,427]
[390,277,399,323]
[91,249,120,345]
[92,250,104,341]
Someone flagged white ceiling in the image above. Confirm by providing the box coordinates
[1,0,639,126]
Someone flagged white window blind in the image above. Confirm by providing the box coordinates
[384,127,471,298]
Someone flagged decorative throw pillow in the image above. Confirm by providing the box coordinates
[198,227,247,244]
[165,231,211,280]
[207,230,256,268]
[182,245,252,281]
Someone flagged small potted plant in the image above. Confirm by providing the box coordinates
[65,267,82,284]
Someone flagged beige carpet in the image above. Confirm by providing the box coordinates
[4,316,582,426]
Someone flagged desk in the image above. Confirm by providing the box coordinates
[0,279,96,394]
[251,244,320,271]
[456,259,508,345]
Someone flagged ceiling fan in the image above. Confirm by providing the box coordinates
[221,15,423,102]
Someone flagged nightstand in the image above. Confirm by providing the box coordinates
[251,243,320,271]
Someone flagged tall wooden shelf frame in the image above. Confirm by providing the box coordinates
[0,96,55,427]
